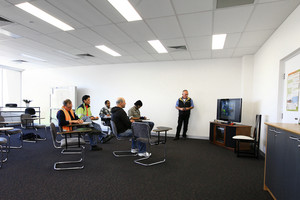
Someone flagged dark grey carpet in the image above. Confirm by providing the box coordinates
[0,128,272,200]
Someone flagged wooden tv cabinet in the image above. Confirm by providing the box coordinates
[209,122,252,150]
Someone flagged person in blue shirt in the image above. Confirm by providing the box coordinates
[174,90,194,140]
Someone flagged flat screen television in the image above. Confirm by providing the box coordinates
[216,98,242,123]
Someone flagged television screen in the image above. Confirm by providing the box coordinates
[217,98,242,123]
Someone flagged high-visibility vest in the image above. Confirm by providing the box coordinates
[60,107,75,131]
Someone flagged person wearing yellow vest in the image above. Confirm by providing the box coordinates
[76,95,113,144]
[57,99,102,151]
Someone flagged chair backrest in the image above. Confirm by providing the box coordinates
[132,122,150,139]
[110,120,118,137]
[50,123,59,148]
[25,107,36,115]
[253,115,262,143]
[0,115,4,122]
[20,114,33,127]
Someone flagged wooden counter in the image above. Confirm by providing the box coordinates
[265,122,300,136]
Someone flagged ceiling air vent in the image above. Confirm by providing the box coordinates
[76,53,95,58]
[167,45,187,52]
[12,59,28,63]
[0,16,13,27]
[216,0,254,9]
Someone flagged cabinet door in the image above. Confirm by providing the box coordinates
[284,132,300,200]
[265,127,286,199]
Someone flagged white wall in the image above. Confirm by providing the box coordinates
[22,58,248,138]
[253,5,300,152]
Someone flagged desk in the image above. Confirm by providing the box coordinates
[0,127,14,131]
[58,128,92,148]
[66,122,91,127]
[0,121,21,125]
[153,126,172,144]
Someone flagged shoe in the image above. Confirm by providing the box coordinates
[182,136,187,140]
[101,135,114,144]
[138,152,151,157]
[90,145,102,151]
[131,148,138,153]
[173,137,179,141]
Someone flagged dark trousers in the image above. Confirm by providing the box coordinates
[176,114,190,138]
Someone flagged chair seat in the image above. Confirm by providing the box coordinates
[232,135,254,141]
[35,124,46,129]
[6,128,22,135]
[60,138,86,148]
[0,137,8,144]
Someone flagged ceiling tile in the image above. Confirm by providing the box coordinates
[117,42,149,56]
[117,21,156,42]
[233,46,260,57]
[1,24,41,38]
[130,0,175,19]
[245,0,299,31]
[146,16,183,39]
[214,6,254,34]
[170,51,191,60]
[47,31,91,49]
[190,50,212,59]
[151,53,174,61]
[172,0,214,14]
[186,36,211,51]
[45,0,111,27]
[237,29,274,47]
[88,0,126,23]
[69,28,110,46]
[212,49,234,58]
[224,33,242,49]
[178,11,213,37]
[91,24,133,44]
[134,54,156,62]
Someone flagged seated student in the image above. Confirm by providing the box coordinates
[128,100,154,130]
[57,99,102,151]
[111,97,151,157]
[76,95,113,143]
[99,100,111,127]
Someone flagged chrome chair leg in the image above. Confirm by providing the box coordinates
[54,146,85,171]
[134,143,166,167]
[113,150,137,157]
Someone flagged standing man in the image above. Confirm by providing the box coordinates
[76,95,113,144]
[174,90,194,140]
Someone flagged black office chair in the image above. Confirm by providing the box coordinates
[0,136,8,168]
[110,120,137,157]
[132,122,166,166]
[25,107,37,117]
[0,116,23,150]
[232,114,262,158]
[50,123,86,171]
[20,114,46,141]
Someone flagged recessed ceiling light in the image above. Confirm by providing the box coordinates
[148,40,168,54]
[107,0,142,22]
[212,34,227,50]
[21,53,46,62]
[95,45,121,57]
[0,28,21,39]
[15,2,74,31]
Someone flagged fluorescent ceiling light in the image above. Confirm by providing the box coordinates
[95,45,121,57]
[21,54,46,62]
[148,40,168,54]
[0,28,21,39]
[212,34,227,50]
[15,2,74,31]
[107,0,142,22]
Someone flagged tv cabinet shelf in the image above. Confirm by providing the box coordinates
[209,122,251,150]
